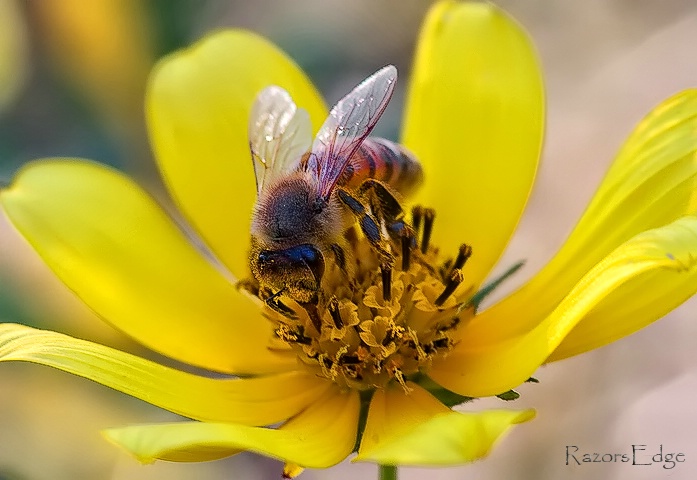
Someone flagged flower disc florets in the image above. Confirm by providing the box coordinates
[266,208,475,392]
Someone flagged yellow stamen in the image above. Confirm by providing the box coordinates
[264,220,473,392]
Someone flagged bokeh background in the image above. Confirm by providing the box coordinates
[0,0,696,479]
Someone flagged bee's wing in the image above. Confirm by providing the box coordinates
[249,86,312,195]
[306,65,397,200]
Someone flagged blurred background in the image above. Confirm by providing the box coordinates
[0,0,696,479]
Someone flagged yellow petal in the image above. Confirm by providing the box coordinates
[548,215,697,361]
[430,216,697,396]
[402,0,544,288]
[104,388,360,468]
[355,382,534,465]
[473,89,697,342]
[0,160,292,374]
[0,323,329,425]
[148,30,327,278]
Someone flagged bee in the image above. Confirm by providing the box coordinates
[248,65,423,309]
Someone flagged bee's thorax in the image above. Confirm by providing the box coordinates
[251,172,340,248]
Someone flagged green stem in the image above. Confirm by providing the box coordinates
[378,465,397,480]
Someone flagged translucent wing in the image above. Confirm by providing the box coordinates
[306,65,397,200]
[249,86,312,195]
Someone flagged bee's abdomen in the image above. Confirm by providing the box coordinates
[342,138,423,197]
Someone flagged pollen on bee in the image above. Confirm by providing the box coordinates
[261,205,478,392]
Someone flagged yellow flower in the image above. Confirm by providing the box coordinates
[1,0,697,475]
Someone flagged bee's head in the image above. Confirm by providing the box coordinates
[250,242,325,304]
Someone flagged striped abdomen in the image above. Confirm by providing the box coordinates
[341,137,423,197]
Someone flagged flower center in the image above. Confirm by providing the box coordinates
[262,207,476,392]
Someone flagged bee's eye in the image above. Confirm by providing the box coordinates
[295,244,325,285]
[257,245,325,286]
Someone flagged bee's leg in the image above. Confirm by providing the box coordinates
[337,187,396,301]
[336,188,393,262]
[355,179,414,242]
[355,179,417,270]
[356,179,403,223]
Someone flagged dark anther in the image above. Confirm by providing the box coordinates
[330,243,348,275]
[344,366,363,380]
[435,268,464,306]
[338,354,360,365]
[301,301,322,333]
[431,337,451,349]
[421,208,435,254]
[412,205,423,234]
[328,296,343,329]
[401,230,412,271]
[263,288,297,319]
[452,244,473,271]
[382,330,394,346]
[319,356,333,369]
[381,263,392,302]
[275,325,312,345]
[291,329,313,345]
[436,316,461,332]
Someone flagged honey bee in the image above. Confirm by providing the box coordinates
[248,65,423,309]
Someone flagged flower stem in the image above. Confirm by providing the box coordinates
[378,465,397,480]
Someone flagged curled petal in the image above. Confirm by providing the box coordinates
[430,216,697,396]
[0,323,330,425]
[402,0,545,289]
[548,216,697,360]
[104,388,360,468]
[473,89,697,343]
[148,30,327,278]
[0,160,292,374]
[355,382,534,465]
